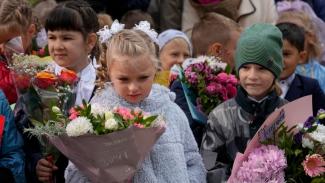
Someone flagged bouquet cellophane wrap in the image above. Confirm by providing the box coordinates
[49,125,165,183]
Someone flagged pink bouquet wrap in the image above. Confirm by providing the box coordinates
[228,95,313,183]
[50,125,165,183]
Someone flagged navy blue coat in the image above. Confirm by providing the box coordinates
[170,80,206,147]
[285,74,325,116]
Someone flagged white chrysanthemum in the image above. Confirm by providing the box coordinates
[105,118,119,130]
[105,111,114,119]
[302,137,314,149]
[309,124,325,144]
[66,117,93,137]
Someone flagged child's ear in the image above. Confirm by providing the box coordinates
[298,50,308,64]
[207,42,223,57]
[86,33,97,53]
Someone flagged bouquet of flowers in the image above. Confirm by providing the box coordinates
[229,96,325,183]
[27,101,165,182]
[9,53,51,94]
[180,56,238,123]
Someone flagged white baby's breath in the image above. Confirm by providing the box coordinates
[66,117,93,137]
[302,137,314,149]
[309,124,325,144]
[105,118,119,130]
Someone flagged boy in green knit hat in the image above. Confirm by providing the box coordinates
[201,23,288,183]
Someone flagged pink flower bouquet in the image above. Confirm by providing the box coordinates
[179,56,238,123]
[229,96,325,183]
[47,101,166,182]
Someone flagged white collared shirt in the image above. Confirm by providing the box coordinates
[53,61,96,105]
[279,74,295,98]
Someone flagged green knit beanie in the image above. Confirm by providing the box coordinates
[235,23,284,78]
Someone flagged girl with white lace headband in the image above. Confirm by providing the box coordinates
[65,19,206,183]
[97,19,158,45]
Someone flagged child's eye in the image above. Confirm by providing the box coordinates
[283,52,291,57]
[258,66,266,71]
[118,77,129,82]
[241,65,249,69]
[139,76,149,80]
[63,37,72,40]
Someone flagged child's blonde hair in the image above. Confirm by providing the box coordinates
[278,10,321,60]
[192,12,241,57]
[97,29,159,88]
[0,0,33,33]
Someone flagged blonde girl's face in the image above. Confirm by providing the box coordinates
[108,53,156,104]
[48,30,93,72]
[159,38,190,70]
[239,64,275,100]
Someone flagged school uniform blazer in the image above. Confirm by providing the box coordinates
[285,74,325,116]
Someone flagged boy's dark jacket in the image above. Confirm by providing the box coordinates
[285,74,325,116]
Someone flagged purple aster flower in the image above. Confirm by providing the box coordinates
[303,116,314,128]
[294,132,303,144]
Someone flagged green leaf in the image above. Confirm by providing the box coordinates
[30,119,45,127]
[306,125,318,133]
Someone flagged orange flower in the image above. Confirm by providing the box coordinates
[59,69,78,85]
[34,71,57,89]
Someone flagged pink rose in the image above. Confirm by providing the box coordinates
[206,82,222,95]
[216,72,228,84]
[228,74,238,85]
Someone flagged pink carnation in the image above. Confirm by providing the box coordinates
[302,154,325,177]
[69,108,79,120]
[236,145,287,183]
[114,107,134,120]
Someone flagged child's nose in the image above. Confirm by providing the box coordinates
[128,83,139,92]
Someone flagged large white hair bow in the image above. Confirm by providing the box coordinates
[133,21,158,44]
[97,20,125,44]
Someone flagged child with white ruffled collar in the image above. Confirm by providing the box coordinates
[64,20,207,182]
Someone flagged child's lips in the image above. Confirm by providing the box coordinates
[128,94,141,98]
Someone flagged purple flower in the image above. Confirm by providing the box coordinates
[294,132,303,144]
[236,145,287,183]
[193,63,205,72]
[303,116,314,128]
[185,70,198,85]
